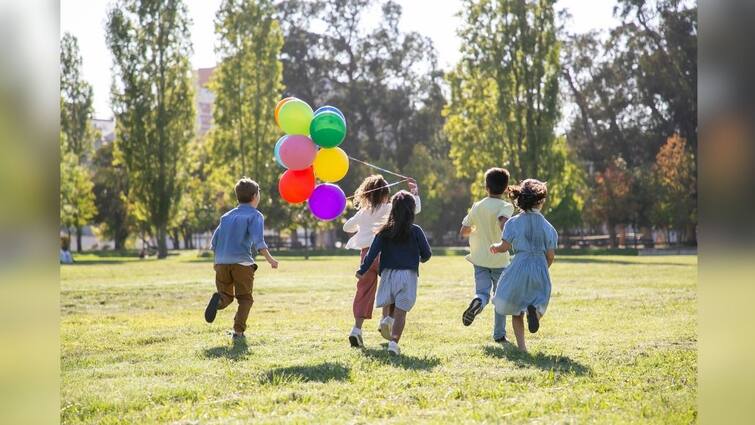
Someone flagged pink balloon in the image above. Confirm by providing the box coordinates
[279,135,318,170]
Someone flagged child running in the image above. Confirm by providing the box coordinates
[490,179,557,352]
[343,175,421,348]
[460,168,515,343]
[356,190,431,355]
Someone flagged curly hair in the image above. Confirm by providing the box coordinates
[353,174,390,211]
[377,190,416,241]
[508,179,548,211]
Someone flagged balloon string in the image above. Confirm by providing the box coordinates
[345,179,409,200]
[347,156,409,179]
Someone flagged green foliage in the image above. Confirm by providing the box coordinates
[444,0,582,228]
[209,0,286,228]
[61,253,697,423]
[106,0,196,258]
[91,143,130,249]
[60,33,96,160]
[60,133,97,238]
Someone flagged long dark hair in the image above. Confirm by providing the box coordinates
[377,190,416,241]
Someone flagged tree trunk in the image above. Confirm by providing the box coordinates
[76,226,83,253]
[608,221,618,248]
[171,230,180,250]
[157,226,168,259]
[304,225,309,260]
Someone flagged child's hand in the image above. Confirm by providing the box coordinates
[489,243,500,254]
[267,257,279,269]
[407,178,419,195]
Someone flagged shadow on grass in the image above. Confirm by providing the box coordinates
[556,257,691,267]
[261,362,350,384]
[483,345,592,375]
[361,346,441,371]
[203,338,249,361]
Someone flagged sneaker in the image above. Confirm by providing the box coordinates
[462,298,483,326]
[526,305,540,333]
[231,332,245,340]
[348,328,364,348]
[204,292,221,323]
[494,336,508,344]
[379,316,394,341]
[387,340,400,356]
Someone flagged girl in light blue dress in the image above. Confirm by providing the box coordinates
[490,179,557,352]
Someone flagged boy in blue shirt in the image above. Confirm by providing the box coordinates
[204,177,278,339]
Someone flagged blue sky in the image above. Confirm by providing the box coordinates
[60,0,618,118]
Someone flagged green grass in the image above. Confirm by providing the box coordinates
[61,252,696,424]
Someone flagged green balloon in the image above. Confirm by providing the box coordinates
[310,111,347,148]
[279,99,313,135]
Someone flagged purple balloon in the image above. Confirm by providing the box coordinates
[308,183,346,221]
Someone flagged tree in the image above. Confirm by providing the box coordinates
[60,133,97,249]
[106,0,196,258]
[586,157,633,247]
[444,0,582,231]
[60,33,96,160]
[92,143,130,250]
[209,0,286,228]
[60,32,99,251]
[653,134,696,242]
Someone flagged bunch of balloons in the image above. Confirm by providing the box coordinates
[274,97,349,221]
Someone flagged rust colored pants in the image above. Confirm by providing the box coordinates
[353,248,380,320]
[214,264,255,333]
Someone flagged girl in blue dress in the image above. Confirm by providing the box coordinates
[490,179,557,352]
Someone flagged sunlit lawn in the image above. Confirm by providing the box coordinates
[60,251,696,424]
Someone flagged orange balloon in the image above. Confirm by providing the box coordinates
[274,97,296,126]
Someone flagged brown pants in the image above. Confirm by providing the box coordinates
[214,264,256,333]
[353,248,380,320]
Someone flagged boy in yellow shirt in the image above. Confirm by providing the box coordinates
[459,168,515,343]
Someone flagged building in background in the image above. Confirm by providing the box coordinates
[91,117,115,151]
[194,67,215,136]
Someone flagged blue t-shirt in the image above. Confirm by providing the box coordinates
[211,204,268,264]
[358,224,432,275]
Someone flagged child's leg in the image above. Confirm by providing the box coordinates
[214,264,236,310]
[511,314,526,351]
[390,308,407,342]
[382,304,395,318]
[352,250,380,328]
[231,265,255,335]
[473,266,494,307]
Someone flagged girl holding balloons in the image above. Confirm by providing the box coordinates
[344,175,421,348]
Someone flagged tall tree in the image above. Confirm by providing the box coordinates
[210,0,285,226]
[60,33,96,160]
[444,0,581,231]
[107,0,195,258]
[60,132,97,249]
[92,143,130,250]
[60,32,98,251]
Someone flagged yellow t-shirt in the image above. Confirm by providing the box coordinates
[462,197,515,268]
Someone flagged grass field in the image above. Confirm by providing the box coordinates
[60,252,697,424]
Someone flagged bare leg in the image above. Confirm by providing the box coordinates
[354,317,365,329]
[391,308,407,342]
[383,304,395,319]
[512,314,527,352]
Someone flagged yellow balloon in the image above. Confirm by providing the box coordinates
[313,147,349,182]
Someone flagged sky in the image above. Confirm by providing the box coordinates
[60,0,619,118]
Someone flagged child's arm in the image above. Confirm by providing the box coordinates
[489,239,512,254]
[356,236,382,278]
[545,249,555,268]
[342,210,362,234]
[407,178,422,214]
[497,216,508,230]
[459,211,472,238]
[210,226,219,251]
[251,215,278,269]
[417,227,432,263]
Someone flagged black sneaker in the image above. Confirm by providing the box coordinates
[462,298,483,326]
[204,292,221,323]
[494,336,508,344]
[526,305,540,333]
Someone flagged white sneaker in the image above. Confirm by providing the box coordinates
[379,316,394,341]
[387,340,400,356]
[348,327,364,348]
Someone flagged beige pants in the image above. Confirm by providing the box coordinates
[214,264,256,333]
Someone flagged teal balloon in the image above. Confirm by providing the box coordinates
[310,111,347,148]
[314,106,346,124]
[273,136,287,168]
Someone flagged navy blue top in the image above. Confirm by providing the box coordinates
[358,224,432,276]
[211,204,268,264]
